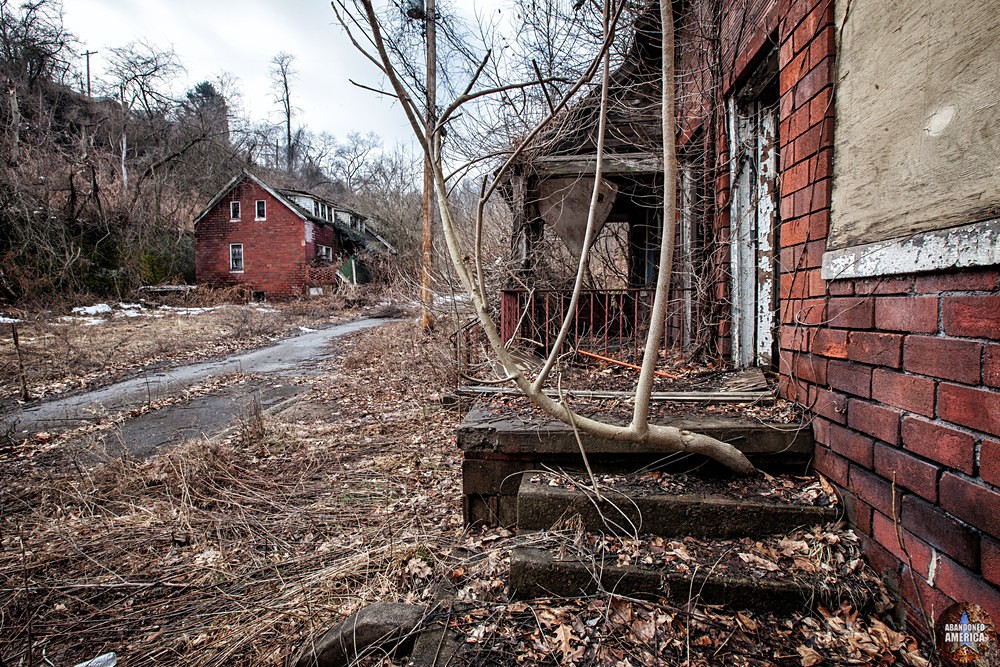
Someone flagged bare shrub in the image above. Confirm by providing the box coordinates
[221,307,283,339]
[236,394,266,451]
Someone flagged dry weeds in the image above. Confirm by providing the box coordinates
[0,288,401,408]
[0,321,934,666]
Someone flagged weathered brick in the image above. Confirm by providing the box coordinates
[938,383,1000,438]
[985,344,1000,388]
[828,422,874,467]
[849,399,901,445]
[827,280,853,296]
[875,297,939,333]
[785,298,827,325]
[811,386,847,424]
[850,465,899,521]
[848,331,903,367]
[793,57,833,110]
[940,472,1000,537]
[827,297,874,329]
[813,444,848,486]
[782,147,812,188]
[780,216,809,247]
[873,511,934,578]
[904,336,982,385]
[874,443,939,502]
[914,269,998,294]
[983,537,1000,588]
[872,369,936,418]
[828,360,872,398]
[812,328,848,358]
[855,276,914,296]
[900,564,956,634]
[902,494,979,569]
[779,326,811,352]
[935,555,1000,626]
[808,209,830,239]
[794,353,827,384]
[943,296,1000,340]
[901,417,975,474]
[980,440,1000,488]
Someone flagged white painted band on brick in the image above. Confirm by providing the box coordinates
[821,219,1000,281]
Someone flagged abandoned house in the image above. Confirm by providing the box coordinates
[465,0,1000,636]
[193,170,393,298]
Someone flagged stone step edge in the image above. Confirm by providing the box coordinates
[509,547,848,612]
[517,476,839,538]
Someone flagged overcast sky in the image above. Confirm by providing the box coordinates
[62,0,454,148]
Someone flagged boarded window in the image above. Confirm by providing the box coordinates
[830,0,1000,250]
[255,200,266,220]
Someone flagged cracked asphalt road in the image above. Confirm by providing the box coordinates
[4,317,388,458]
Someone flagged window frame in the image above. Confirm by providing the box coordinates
[229,243,244,273]
[230,201,241,221]
[255,200,266,221]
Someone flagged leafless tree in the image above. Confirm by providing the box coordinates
[270,51,296,172]
[331,0,755,473]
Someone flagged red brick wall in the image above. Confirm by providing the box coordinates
[678,0,1000,633]
[194,178,308,298]
[805,272,1000,629]
[766,0,1000,632]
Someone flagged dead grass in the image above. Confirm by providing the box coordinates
[0,288,399,408]
[0,321,933,666]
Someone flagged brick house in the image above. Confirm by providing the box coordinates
[194,171,383,298]
[502,0,1000,634]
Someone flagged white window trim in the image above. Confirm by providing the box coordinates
[229,243,244,273]
[230,201,240,221]
[255,200,266,221]
[821,218,1000,281]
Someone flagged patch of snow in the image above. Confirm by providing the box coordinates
[118,303,142,310]
[158,305,223,316]
[298,326,317,333]
[72,303,112,316]
[254,306,278,313]
[79,317,106,326]
[0,315,21,324]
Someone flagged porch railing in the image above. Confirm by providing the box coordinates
[500,288,655,357]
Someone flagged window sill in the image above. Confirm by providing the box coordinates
[230,270,244,274]
[821,218,1000,280]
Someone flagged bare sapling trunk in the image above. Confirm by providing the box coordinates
[12,323,29,401]
[335,0,755,474]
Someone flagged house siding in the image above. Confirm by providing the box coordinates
[676,0,1000,633]
[194,178,308,298]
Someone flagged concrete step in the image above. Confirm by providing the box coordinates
[517,472,838,538]
[508,527,876,612]
[458,400,816,527]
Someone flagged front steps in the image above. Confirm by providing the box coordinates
[505,470,876,611]
[458,401,815,527]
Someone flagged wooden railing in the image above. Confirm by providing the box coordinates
[500,288,656,357]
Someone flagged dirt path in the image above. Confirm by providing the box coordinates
[5,317,388,456]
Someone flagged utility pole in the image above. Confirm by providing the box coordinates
[82,50,97,97]
[417,0,436,331]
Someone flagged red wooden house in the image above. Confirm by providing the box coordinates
[194,171,377,298]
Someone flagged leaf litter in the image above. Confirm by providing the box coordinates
[0,319,934,666]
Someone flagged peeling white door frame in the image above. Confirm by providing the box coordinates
[728,97,779,368]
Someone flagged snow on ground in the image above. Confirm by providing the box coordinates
[0,316,21,324]
[71,303,112,316]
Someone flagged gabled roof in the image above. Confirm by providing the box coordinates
[193,170,369,247]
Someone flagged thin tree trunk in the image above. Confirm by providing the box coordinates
[632,0,678,433]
